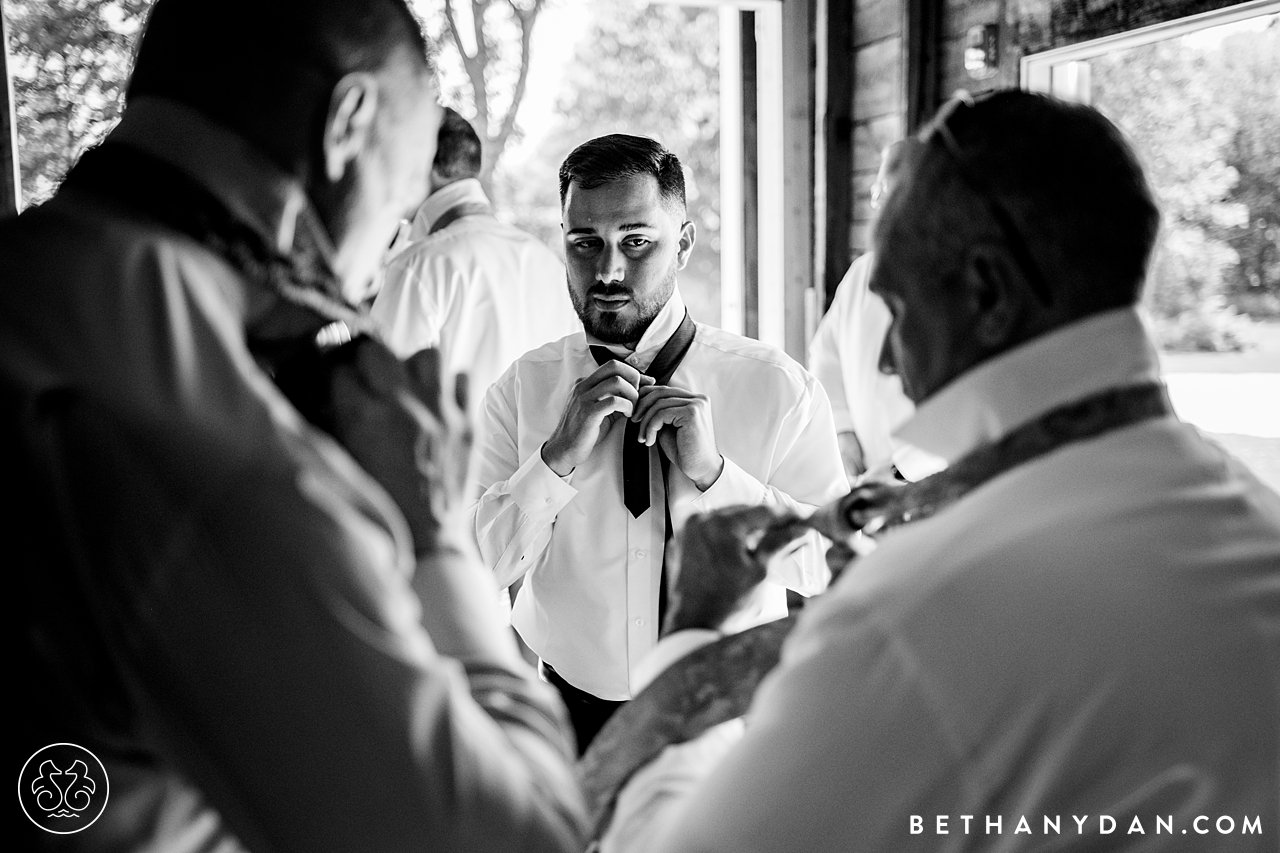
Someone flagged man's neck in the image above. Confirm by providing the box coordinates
[896,306,1162,464]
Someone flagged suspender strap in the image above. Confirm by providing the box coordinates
[428,201,494,235]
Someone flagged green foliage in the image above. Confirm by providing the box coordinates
[417,0,546,193]
[495,0,722,324]
[4,0,153,206]
[1091,15,1280,350]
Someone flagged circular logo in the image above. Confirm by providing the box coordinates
[18,743,109,834]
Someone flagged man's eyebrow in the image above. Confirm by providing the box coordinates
[618,221,657,231]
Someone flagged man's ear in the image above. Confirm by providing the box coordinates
[961,242,1026,350]
[323,72,380,184]
[675,219,696,270]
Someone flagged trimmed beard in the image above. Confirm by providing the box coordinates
[569,263,678,345]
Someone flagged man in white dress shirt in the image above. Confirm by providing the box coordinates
[809,144,943,484]
[371,108,577,419]
[602,90,1280,852]
[470,134,846,751]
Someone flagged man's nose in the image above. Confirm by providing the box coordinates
[596,243,625,284]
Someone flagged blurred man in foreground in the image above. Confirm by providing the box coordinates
[601,90,1280,852]
[3,1,583,850]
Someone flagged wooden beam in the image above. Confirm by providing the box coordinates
[740,10,760,341]
[821,0,855,306]
[1,7,20,218]
[903,0,942,133]
[780,0,816,359]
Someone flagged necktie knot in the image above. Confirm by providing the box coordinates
[588,310,696,519]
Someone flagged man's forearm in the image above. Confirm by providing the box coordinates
[472,449,577,587]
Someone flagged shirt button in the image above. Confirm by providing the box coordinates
[635,619,645,627]
[635,549,646,558]
[544,497,554,505]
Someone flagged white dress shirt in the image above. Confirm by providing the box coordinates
[370,178,579,419]
[644,306,1280,852]
[808,253,944,480]
[471,290,848,700]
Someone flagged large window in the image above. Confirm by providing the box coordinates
[2,0,797,348]
[430,0,787,342]
[1023,0,1280,489]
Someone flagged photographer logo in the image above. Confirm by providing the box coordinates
[18,743,109,834]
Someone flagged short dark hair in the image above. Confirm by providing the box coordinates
[433,108,482,182]
[914,90,1160,312]
[128,0,432,128]
[559,134,686,213]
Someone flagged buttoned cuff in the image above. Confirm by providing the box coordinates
[507,445,578,519]
[689,454,767,514]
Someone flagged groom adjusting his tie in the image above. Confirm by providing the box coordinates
[470,134,847,752]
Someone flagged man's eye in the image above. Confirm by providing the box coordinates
[623,238,651,249]
[572,240,601,253]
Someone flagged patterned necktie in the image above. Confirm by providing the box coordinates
[578,379,1177,841]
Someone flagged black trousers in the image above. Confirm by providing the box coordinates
[542,662,624,756]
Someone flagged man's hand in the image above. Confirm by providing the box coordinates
[806,480,901,580]
[632,385,724,491]
[663,505,809,636]
[837,430,867,484]
[328,340,471,556]
[542,360,654,476]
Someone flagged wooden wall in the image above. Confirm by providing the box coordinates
[831,0,1251,293]
[847,0,906,262]
[938,0,1250,98]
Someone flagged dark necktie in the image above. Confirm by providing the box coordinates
[590,310,697,624]
[589,309,697,518]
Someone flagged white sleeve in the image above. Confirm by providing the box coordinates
[469,379,577,588]
[600,719,746,853]
[370,246,457,358]
[682,373,848,595]
[808,263,862,434]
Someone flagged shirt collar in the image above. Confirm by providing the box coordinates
[109,96,329,261]
[585,287,687,369]
[415,178,491,232]
[896,306,1164,464]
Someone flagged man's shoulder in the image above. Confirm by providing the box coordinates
[690,325,815,388]
[393,219,561,270]
[495,332,586,381]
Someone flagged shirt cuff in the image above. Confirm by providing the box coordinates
[507,445,578,519]
[689,455,768,514]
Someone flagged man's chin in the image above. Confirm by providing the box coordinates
[582,309,645,344]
